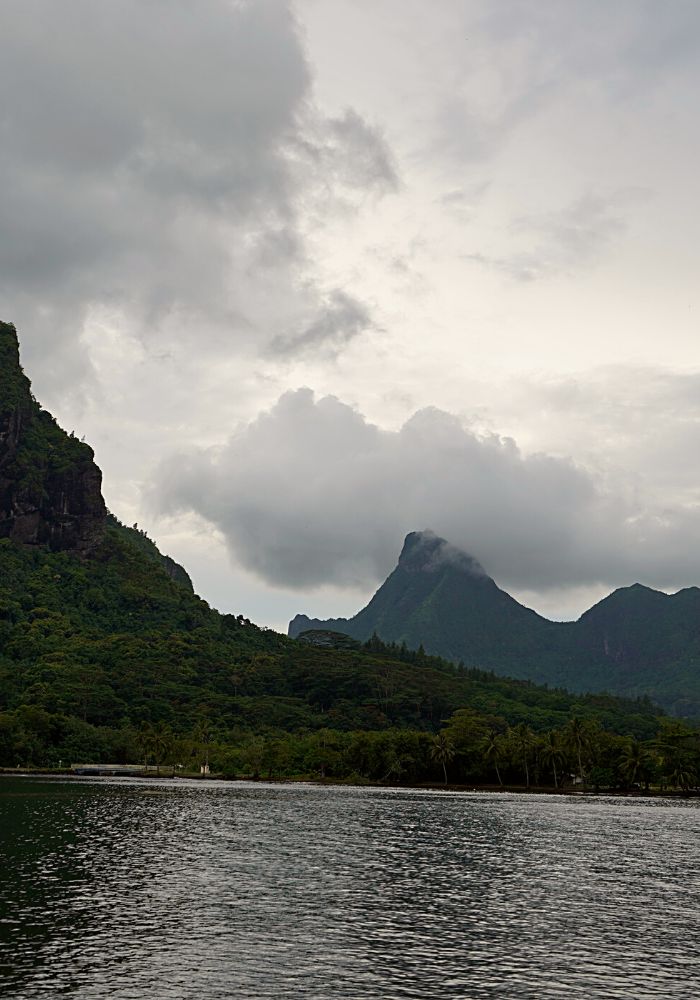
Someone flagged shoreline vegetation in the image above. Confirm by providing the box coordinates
[2,767,698,800]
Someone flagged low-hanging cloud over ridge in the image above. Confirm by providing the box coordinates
[153,387,700,595]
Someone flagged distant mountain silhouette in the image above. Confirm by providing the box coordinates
[290,530,700,716]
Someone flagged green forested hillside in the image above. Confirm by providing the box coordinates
[0,522,663,764]
[1,320,697,788]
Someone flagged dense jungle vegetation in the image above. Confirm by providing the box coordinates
[3,522,696,790]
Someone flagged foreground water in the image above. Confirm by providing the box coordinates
[1,778,699,999]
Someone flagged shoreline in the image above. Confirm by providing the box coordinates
[1,767,697,799]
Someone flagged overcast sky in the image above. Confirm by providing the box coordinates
[3,0,700,629]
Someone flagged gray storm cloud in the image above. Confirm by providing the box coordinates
[270,289,374,356]
[0,0,396,387]
[154,388,700,594]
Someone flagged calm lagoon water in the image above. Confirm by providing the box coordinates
[1,777,699,999]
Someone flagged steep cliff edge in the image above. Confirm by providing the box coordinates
[0,321,107,553]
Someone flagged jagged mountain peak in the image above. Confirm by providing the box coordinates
[288,529,540,660]
[0,320,32,411]
[288,530,700,715]
[398,530,487,578]
[0,322,107,553]
[0,323,190,589]
[0,319,21,358]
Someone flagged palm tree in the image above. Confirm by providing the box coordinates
[150,721,174,775]
[510,723,535,788]
[650,722,700,792]
[382,750,406,784]
[539,730,565,789]
[481,731,504,786]
[565,716,590,783]
[663,752,697,792]
[430,733,456,785]
[191,719,213,774]
[619,738,651,789]
[242,738,265,780]
[137,722,155,769]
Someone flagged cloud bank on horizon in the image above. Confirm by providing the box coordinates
[155,386,700,596]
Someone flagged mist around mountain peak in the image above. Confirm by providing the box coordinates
[399,530,488,578]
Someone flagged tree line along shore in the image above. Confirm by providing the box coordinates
[2,710,698,794]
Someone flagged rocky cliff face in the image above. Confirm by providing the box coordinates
[0,321,107,553]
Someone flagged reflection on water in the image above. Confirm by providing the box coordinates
[1,778,699,998]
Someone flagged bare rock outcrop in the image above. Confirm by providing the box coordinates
[0,321,107,553]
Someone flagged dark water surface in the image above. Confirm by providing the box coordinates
[1,778,699,999]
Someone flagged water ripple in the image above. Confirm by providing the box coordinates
[1,779,699,998]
